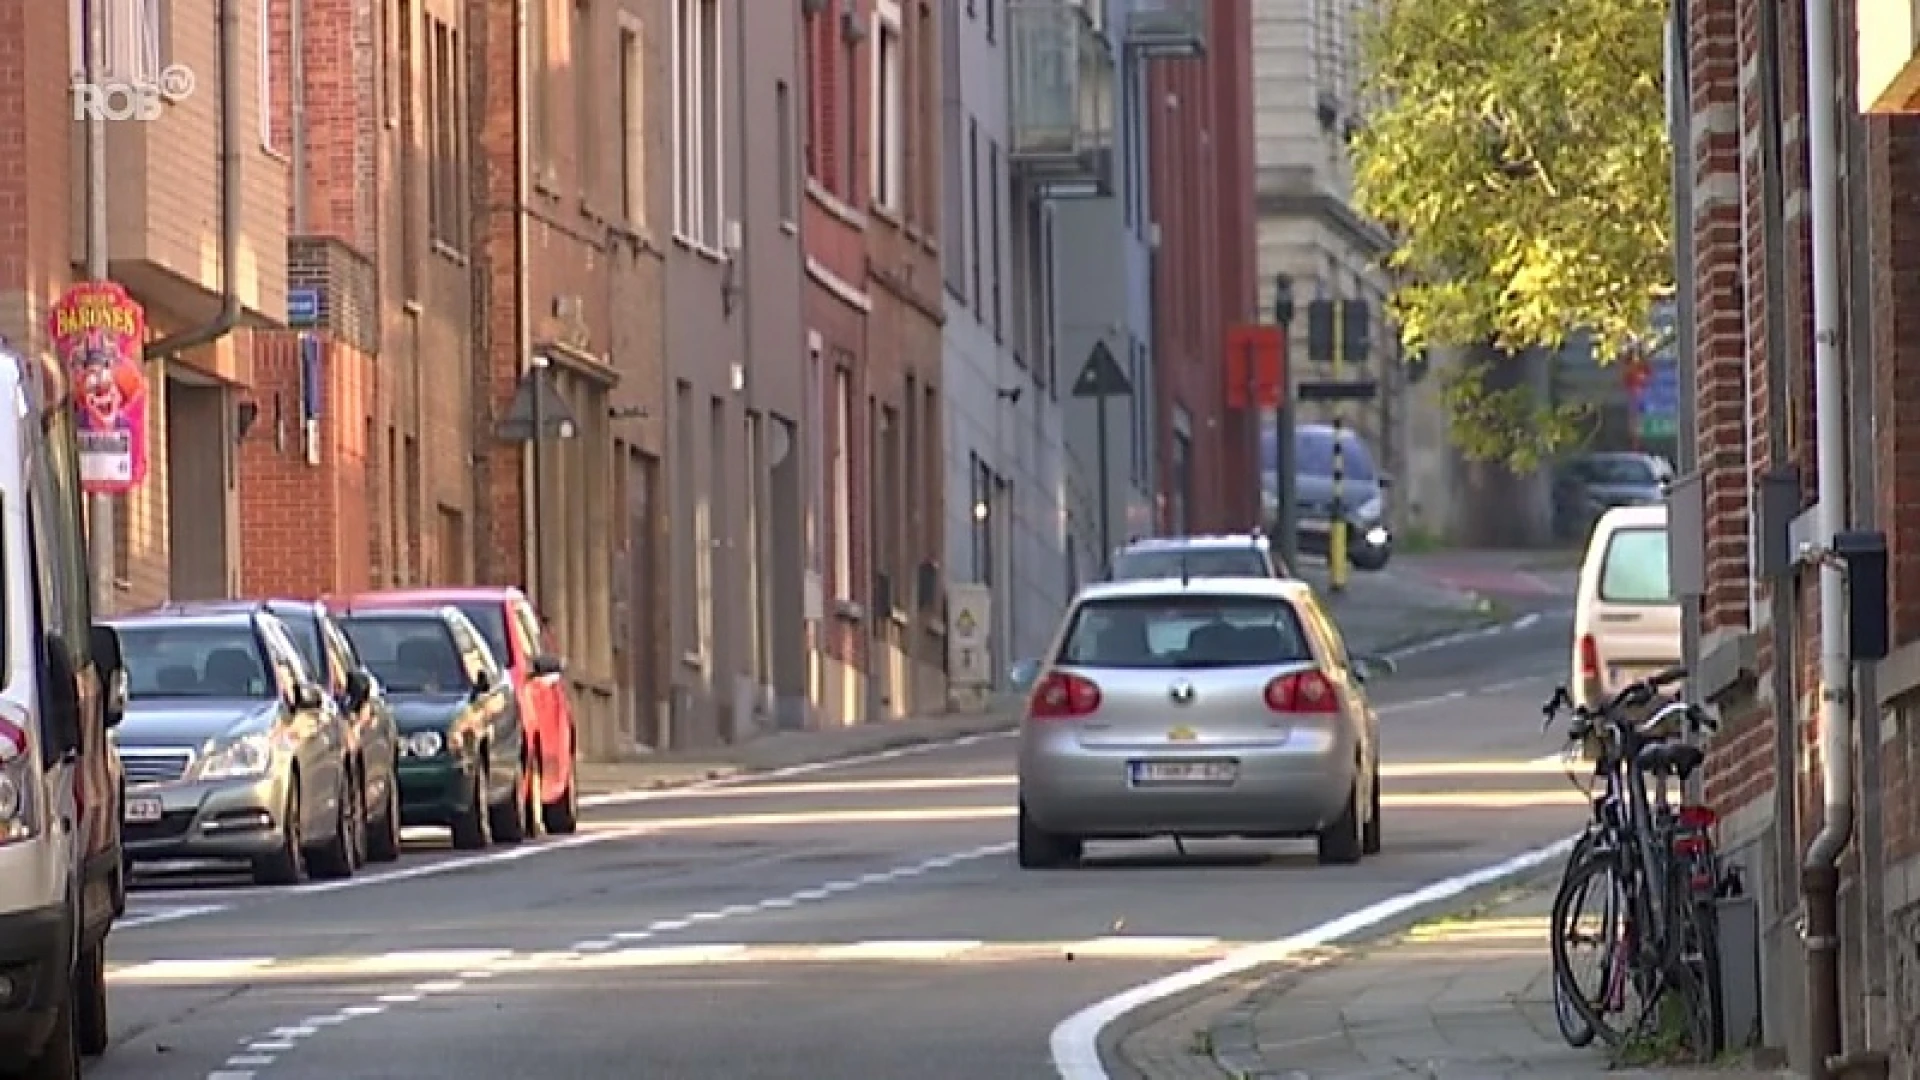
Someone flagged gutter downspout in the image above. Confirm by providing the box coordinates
[515,0,536,598]
[1800,0,1854,1069]
[147,0,242,358]
[290,0,307,232]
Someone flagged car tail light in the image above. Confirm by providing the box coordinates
[1030,672,1101,720]
[1578,634,1600,681]
[0,715,23,764]
[1264,670,1338,714]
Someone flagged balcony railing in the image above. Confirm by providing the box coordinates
[1124,0,1206,56]
[1008,2,1115,192]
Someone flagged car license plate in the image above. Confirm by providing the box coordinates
[1129,760,1238,786]
[124,797,163,824]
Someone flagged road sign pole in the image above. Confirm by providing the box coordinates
[1330,300,1349,593]
[530,352,549,609]
[1095,395,1113,563]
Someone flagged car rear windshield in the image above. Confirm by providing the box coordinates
[1056,595,1313,670]
[338,616,467,694]
[1599,526,1672,603]
[118,624,273,699]
[1109,548,1271,581]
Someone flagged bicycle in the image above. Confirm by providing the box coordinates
[1542,667,1726,1062]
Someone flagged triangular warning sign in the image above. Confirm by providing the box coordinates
[1071,340,1132,399]
[495,368,580,442]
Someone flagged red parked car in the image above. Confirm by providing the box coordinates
[327,587,578,833]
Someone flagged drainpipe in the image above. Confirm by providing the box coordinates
[147,0,243,358]
[514,0,536,598]
[290,0,307,232]
[1799,0,1853,1069]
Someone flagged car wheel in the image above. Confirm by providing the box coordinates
[1350,540,1391,572]
[308,776,358,880]
[252,777,307,885]
[74,942,108,1057]
[366,770,403,863]
[490,755,528,845]
[1317,778,1366,866]
[542,742,580,835]
[449,762,492,850]
[24,972,82,1080]
[1016,801,1082,870]
[1362,764,1383,856]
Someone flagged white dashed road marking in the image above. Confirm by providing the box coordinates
[192,840,1014,1077]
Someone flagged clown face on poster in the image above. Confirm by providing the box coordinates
[48,282,150,494]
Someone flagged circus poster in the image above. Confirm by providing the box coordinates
[48,282,150,494]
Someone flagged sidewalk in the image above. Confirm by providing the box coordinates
[1116,878,1790,1080]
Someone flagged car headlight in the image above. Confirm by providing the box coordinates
[193,732,274,781]
[0,755,38,844]
[405,730,445,758]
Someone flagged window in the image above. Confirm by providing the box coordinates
[259,0,284,153]
[872,5,903,211]
[337,615,468,694]
[1598,527,1673,605]
[915,1,934,225]
[831,367,853,601]
[619,19,645,224]
[383,0,399,126]
[776,80,797,225]
[967,117,981,313]
[673,381,697,652]
[1057,595,1313,671]
[877,404,901,607]
[988,141,1002,339]
[1109,546,1269,582]
[843,30,861,201]
[118,624,274,699]
[68,0,165,87]
[574,0,594,200]
[530,0,551,171]
[426,17,466,251]
[451,602,513,665]
[671,0,724,248]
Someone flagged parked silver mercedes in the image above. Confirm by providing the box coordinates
[107,610,357,885]
[1015,577,1389,869]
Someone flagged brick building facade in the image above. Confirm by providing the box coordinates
[1147,0,1259,535]
[1683,0,1920,1069]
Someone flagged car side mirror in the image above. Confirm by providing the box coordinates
[530,654,565,679]
[343,668,373,710]
[1352,654,1397,682]
[89,624,127,729]
[290,682,325,711]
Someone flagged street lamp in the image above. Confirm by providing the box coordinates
[1269,275,1299,570]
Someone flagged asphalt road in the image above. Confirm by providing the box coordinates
[93,608,1588,1080]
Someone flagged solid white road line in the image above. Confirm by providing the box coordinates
[1046,833,1582,1080]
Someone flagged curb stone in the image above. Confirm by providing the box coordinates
[1201,866,1566,1078]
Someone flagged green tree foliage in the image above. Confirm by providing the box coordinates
[1352,0,1671,465]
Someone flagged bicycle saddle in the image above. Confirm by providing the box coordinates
[1636,741,1706,780]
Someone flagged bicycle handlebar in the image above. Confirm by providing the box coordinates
[1540,665,1714,740]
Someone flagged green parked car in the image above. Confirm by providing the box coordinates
[333,606,535,850]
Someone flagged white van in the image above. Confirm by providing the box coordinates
[0,345,130,1079]
[1572,504,1682,709]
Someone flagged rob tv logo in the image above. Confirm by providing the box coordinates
[71,64,196,122]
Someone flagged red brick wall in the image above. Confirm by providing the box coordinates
[238,334,378,598]
[0,0,78,352]
[1146,0,1257,535]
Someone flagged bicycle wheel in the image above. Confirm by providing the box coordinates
[1550,848,1632,1047]
[1661,875,1724,1060]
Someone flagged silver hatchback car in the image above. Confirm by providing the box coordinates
[1016,577,1388,869]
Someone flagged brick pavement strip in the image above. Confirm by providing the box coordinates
[1108,874,1795,1080]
